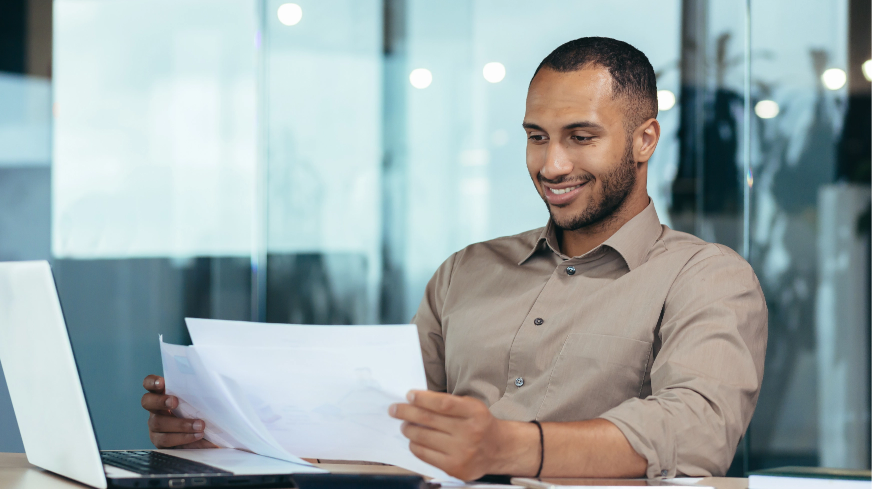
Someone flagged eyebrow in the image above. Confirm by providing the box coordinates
[521,121,605,131]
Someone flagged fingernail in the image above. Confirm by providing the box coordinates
[194,432,204,439]
[154,379,161,387]
[192,420,204,431]
[406,391,416,403]
[389,404,397,416]
[165,397,174,408]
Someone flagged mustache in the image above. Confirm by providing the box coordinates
[537,174,593,186]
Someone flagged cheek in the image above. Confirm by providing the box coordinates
[568,143,613,178]
[526,145,543,178]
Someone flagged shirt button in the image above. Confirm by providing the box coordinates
[565,266,576,275]
[534,318,544,326]
[514,377,524,387]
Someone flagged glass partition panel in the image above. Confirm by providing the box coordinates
[263,0,384,325]
[49,0,259,449]
[747,0,871,470]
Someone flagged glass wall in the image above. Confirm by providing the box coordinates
[747,0,870,470]
[262,0,687,324]
[0,0,868,474]
[0,0,745,456]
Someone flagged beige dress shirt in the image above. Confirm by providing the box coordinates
[413,202,767,478]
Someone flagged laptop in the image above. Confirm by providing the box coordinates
[0,260,330,489]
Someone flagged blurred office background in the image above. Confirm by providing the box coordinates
[0,0,869,475]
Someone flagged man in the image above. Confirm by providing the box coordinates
[142,37,767,480]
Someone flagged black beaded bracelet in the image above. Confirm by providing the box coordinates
[530,420,544,478]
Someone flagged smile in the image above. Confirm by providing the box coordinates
[550,185,581,195]
[542,180,589,205]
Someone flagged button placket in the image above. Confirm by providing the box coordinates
[502,260,566,402]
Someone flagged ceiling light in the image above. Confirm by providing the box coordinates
[754,100,779,119]
[862,60,872,82]
[409,68,432,89]
[657,90,676,111]
[821,68,847,90]
[483,62,506,83]
[277,3,302,26]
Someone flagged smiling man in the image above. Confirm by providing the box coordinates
[141,37,767,481]
[385,37,767,480]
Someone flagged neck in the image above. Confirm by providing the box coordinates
[557,192,650,258]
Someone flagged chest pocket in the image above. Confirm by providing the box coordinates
[537,333,652,422]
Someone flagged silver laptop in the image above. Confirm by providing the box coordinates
[0,260,326,489]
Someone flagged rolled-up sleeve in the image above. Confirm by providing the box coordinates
[411,252,459,393]
[599,247,768,478]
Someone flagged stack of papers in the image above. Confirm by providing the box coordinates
[160,318,452,481]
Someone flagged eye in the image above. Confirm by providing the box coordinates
[527,134,546,142]
[571,135,593,142]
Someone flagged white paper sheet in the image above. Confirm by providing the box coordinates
[159,337,322,472]
[161,319,453,481]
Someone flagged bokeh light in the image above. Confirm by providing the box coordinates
[277,3,303,26]
[862,60,872,82]
[821,68,847,90]
[409,68,433,89]
[657,90,676,111]
[482,62,506,83]
[754,100,779,119]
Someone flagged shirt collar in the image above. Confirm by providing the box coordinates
[518,201,663,271]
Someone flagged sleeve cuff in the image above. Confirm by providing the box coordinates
[598,402,676,479]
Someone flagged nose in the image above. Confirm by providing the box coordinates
[540,140,573,181]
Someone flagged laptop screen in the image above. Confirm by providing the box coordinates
[0,261,108,489]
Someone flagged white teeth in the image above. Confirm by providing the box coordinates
[550,185,580,195]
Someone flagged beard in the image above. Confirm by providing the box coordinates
[541,140,637,232]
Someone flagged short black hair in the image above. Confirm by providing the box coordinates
[532,37,658,130]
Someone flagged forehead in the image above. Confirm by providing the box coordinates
[525,67,623,127]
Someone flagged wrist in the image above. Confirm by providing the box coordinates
[490,420,541,476]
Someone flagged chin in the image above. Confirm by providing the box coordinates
[549,207,586,229]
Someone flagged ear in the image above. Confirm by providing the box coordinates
[633,118,661,164]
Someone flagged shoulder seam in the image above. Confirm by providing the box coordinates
[675,244,751,279]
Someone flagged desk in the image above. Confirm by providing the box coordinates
[0,453,748,489]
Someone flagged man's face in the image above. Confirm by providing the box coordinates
[523,67,639,231]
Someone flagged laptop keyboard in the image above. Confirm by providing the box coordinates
[102,451,233,477]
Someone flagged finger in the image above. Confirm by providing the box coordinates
[401,421,455,453]
[141,393,178,413]
[150,431,205,449]
[408,441,449,472]
[148,413,205,434]
[389,403,457,433]
[143,375,166,394]
[405,390,479,418]
[177,439,220,449]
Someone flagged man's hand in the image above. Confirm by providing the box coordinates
[388,390,539,481]
[141,375,218,449]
